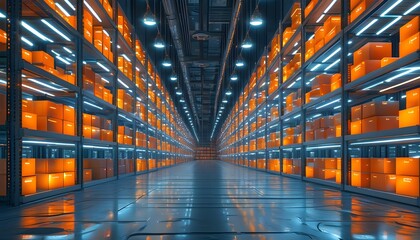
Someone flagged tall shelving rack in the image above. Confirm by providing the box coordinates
[0,0,195,205]
[217,0,420,206]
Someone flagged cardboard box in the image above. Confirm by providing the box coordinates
[396,176,419,197]
[312,74,331,88]
[101,129,113,142]
[63,172,76,187]
[400,16,419,42]
[350,60,381,81]
[22,158,36,177]
[83,125,92,138]
[406,88,420,108]
[315,168,337,180]
[352,158,370,172]
[93,26,103,53]
[370,173,396,192]
[400,32,419,58]
[35,101,64,119]
[399,106,419,128]
[37,117,63,134]
[83,169,92,182]
[362,101,399,118]
[330,73,341,92]
[63,121,75,136]
[22,49,32,63]
[353,42,392,65]
[350,0,374,23]
[314,39,324,52]
[396,158,419,176]
[381,57,399,67]
[304,0,318,17]
[36,158,64,174]
[91,127,101,140]
[314,26,325,44]
[314,158,337,169]
[63,158,75,172]
[361,116,399,133]
[22,176,37,195]
[351,171,370,187]
[32,51,54,68]
[37,173,64,190]
[22,112,37,130]
[91,115,101,128]
[63,105,75,122]
[370,158,396,174]
[325,26,339,43]
[314,128,328,140]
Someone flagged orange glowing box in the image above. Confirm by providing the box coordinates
[350,60,381,82]
[22,158,36,177]
[314,26,325,44]
[91,115,101,128]
[314,128,328,140]
[22,112,37,130]
[314,39,324,52]
[35,101,64,119]
[380,57,399,67]
[370,173,396,192]
[351,171,370,187]
[32,51,55,69]
[330,73,341,92]
[324,16,341,33]
[36,158,64,174]
[37,117,63,134]
[63,105,75,122]
[304,0,318,17]
[352,158,370,172]
[351,105,362,121]
[396,158,419,176]
[37,173,64,190]
[399,106,419,128]
[350,0,374,23]
[83,169,92,182]
[22,49,32,63]
[406,88,420,108]
[91,127,101,140]
[282,27,295,46]
[22,99,35,113]
[305,166,314,178]
[83,125,92,138]
[314,158,337,169]
[22,176,37,195]
[370,158,396,174]
[63,172,75,187]
[362,101,399,118]
[315,169,337,180]
[354,42,392,65]
[400,32,419,58]
[361,116,399,133]
[63,158,75,172]
[93,26,103,53]
[305,130,314,142]
[400,16,419,42]
[103,0,113,18]
[312,74,332,87]
[396,176,419,197]
[63,121,75,136]
[83,113,92,126]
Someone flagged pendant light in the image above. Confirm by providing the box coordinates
[250,5,263,26]
[235,54,245,67]
[154,32,165,48]
[170,69,177,81]
[226,85,233,96]
[230,71,238,81]
[241,34,253,49]
[143,4,157,26]
[162,55,172,67]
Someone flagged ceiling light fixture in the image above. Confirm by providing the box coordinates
[230,72,238,81]
[226,85,233,96]
[143,5,157,26]
[162,55,172,67]
[170,70,177,81]
[250,6,263,26]
[241,35,253,48]
[154,33,165,48]
[236,55,245,67]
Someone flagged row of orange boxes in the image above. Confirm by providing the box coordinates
[83,65,113,104]
[306,114,341,141]
[118,159,135,174]
[117,11,133,46]
[350,100,399,134]
[283,126,302,145]
[21,100,75,136]
[283,53,301,82]
[285,90,302,113]
[22,49,76,85]
[118,57,133,80]
[44,0,76,29]
[118,126,133,145]
[306,158,341,183]
[93,25,113,62]
[400,87,420,128]
[83,113,113,141]
[400,16,419,58]
[350,0,374,23]
[268,34,280,67]
[283,158,301,175]
[117,89,133,112]
[305,73,341,104]
[84,158,114,180]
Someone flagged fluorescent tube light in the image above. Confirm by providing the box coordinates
[21,37,34,46]
[376,16,402,35]
[380,76,420,92]
[57,56,71,65]
[64,0,76,11]
[380,0,403,16]
[324,0,338,13]
[101,77,109,83]
[27,78,64,91]
[84,0,102,22]
[23,140,75,146]
[322,47,341,63]
[311,64,321,71]
[307,145,340,150]
[316,99,340,109]
[84,101,103,110]
[22,84,55,96]
[118,78,129,88]
[41,19,71,41]
[122,54,131,62]
[0,12,6,18]
[316,14,325,23]
[55,3,71,17]
[404,2,420,15]
[97,62,110,72]
[274,67,279,72]
[325,59,340,71]
[351,137,420,146]
[63,47,72,54]
[385,67,420,83]
[22,21,54,42]
[362,81,385,90]
[356,19,378,36]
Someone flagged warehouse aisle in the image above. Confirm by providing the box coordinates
[1,161,420,239]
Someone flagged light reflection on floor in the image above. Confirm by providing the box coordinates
[0,161,419,239]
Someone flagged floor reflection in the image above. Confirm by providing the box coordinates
[0,161,419,239]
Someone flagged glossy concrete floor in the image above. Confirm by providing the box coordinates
[1,161,420,240]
